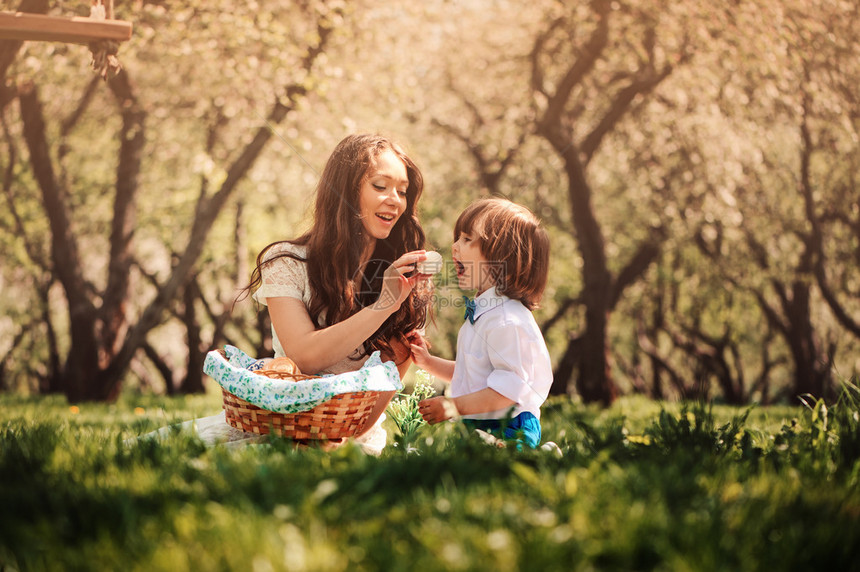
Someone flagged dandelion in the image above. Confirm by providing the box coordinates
[69,406,80,414]
[134,407,146,416]
[387,369,436,448]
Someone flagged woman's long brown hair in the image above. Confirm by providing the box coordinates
[241,133,430,363]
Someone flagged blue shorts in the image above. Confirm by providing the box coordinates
[461,411,541,449]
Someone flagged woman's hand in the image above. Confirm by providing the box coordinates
[373,250,427,314]
[418,396,460,424]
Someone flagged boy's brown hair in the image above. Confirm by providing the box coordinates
[454,198,550,310]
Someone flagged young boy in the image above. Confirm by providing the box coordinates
[411,198,552,448]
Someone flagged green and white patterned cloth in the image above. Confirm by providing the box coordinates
[204,345,402,414]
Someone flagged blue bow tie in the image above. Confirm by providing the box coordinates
[463,296,477,324]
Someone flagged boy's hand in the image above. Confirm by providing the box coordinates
[418,396,459,424]
[407,331,433,369]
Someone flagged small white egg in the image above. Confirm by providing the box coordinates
[417,251,443,274]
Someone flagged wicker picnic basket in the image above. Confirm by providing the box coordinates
[220,364,381,440]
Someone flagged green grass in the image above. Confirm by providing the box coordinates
[1,386,859,571]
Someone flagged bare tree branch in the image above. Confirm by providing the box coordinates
[1,108,50,271]
[141,343,176,395]
[529,16,565,99]
[18,82,95,317]
[99,69,146,359]
[60,76,101,138]
[541,296,580,333]
[609,230,664,311]
[581,66,674,165]
[636,326,688,398]
[538,0,611,133]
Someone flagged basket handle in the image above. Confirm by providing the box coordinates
[256,369,320,382]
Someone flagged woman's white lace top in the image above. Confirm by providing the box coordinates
[252,242,365,374]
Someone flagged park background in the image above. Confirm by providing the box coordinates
[1,0,859,405]
[1,1,860,570]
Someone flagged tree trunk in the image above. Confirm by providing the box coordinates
[579,296,615,406]
[784,283,831,400]
[756,277,832,403]
[646,289,666,400]
[179,277,206,394]
[98,69,145,370]
[255,309,273,357]
[529,0,675,405]
[556,128,617,405]
[39,282,63,394]
[18,81,103,401]
[550,336,579,396]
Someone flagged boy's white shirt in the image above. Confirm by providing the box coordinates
[450,287,553,420]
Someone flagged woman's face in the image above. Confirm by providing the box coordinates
[359,148,409,241]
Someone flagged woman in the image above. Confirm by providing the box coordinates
[138,134,432,452]
[242,133,432,448]
[248,132,430,379]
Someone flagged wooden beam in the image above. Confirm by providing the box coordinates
[0,12,132,44]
